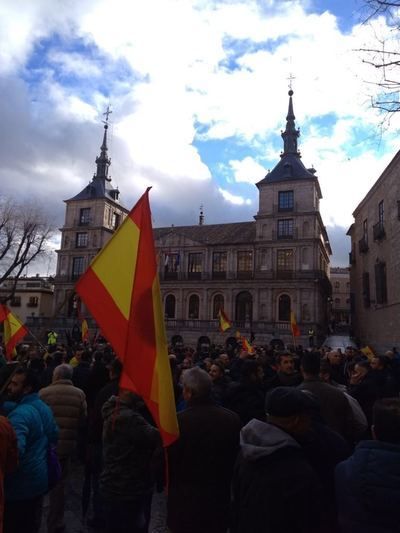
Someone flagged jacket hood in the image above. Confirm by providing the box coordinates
[102,394,145,420]
[240,419,300,461]
[350,440,400,514]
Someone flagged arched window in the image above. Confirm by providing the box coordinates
[213,294,224,319]
[188,294,200,319]
[235,291,253,322]
[278,294,291,321]
[165,294,176,319]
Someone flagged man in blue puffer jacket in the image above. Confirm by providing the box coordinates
[335,398,400,533]
[3,367,59,533]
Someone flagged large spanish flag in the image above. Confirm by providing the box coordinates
[76,188,179,447]
[0,305,28,360]
[290,311,301,337]
[218,309,232,332]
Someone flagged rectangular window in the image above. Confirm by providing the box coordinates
[378,200,384,225]
[188,253,202,279]
[212,252,227,279]
[375,262,388,304]
[362,272,370,308]
[277,249,294,271]
[79,208,91,225]
[27,296,39,307]
[278,190,294,211]
[277,219,294,239]
[10,296,21,307]
[363,219,368,244]
[237,251,253,279]
[72,257,85,280]
[76,232,88,248]
[237,251,253,271]
[112,212,121,229]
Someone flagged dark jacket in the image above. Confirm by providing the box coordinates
[232,419,322,533]
[299,378,355,441]
[167,399,241,533]
[223,382,265,426]
[100,395,160,501]
[335,440,400,533]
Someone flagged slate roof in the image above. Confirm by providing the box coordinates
[154,221,256,245]
[66,178,120,203]
[257,153,318,185]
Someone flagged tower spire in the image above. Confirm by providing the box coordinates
[281,89,300,157]
[95,105,112,181]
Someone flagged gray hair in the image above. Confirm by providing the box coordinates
[182,367,212,400]
[53,364,73,382]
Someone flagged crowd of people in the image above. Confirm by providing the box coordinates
[0,336,400,533]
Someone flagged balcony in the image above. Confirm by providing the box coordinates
[158,269,330,285]
[358,237,369,254]
[373,221,385,241]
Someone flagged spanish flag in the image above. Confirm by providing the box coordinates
[290,311,301,337]
[360,345,374,361]
[242,336,255,354]
[81,319,89,342]
[218,309,232,332]
[76,189,179,447]
[0,305,28,360]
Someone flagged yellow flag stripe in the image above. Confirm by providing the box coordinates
[151,276,179,436]
[92,217,140,320]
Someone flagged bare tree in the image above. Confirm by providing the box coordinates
[359,1,400,120]
[0,197,54,303]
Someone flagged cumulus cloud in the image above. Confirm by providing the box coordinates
[0,0,397,273]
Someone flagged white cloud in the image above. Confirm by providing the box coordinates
[229,156,266,184]
[0,0,399,269]
[218,187,252,205]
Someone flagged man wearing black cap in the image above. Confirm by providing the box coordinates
[232,387,322,533]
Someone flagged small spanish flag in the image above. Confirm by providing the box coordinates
[0,304,28,360]
[290,311,301,337]
[81,319,89,342]
[360,345,374,361]
[218,309,232,332]
[242,336,255,354]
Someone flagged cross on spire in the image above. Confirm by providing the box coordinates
[287,73,296,91]
[103,105,112,125]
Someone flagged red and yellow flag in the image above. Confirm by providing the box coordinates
[81,319,89,342]
[218,309,232,332]
[242,336,255,354]
[76,188,179,447]
[290,311,301,337]
[0,304,28,360]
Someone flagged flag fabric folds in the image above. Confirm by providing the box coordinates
[218,309,232,332]
[81,319,89,342]
[76,188,179,447]
[290,311,301,337]
[0,304,28,360]
[241,336,255,354]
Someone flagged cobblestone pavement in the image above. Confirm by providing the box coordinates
[39,462,168,533]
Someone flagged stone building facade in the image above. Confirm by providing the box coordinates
[348,151,400,352]
[52,119,129,318]
[329,267,350,328]
[0,276,54,324]
[155,91,332,346]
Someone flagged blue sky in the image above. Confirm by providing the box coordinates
[0,0,398,270]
